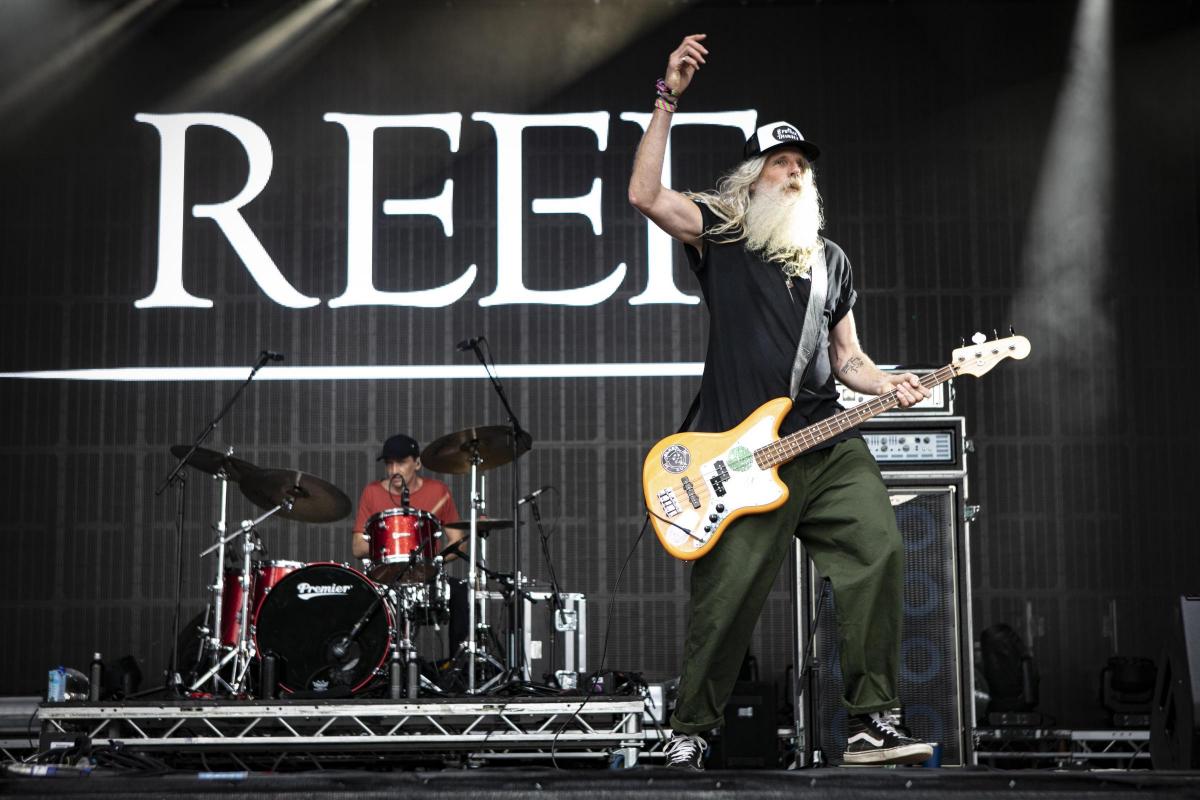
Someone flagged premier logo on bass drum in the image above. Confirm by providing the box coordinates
[295,582,353,600]
[661,444,691,474]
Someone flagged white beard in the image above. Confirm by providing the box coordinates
[743,174,823,272]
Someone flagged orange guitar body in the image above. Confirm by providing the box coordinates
[642,397,793,560]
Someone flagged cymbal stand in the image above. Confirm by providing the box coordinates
[154,351,277,694]
[466,441,483,693]
[462,337,531,681]
[196,470,231,695]
[191,497,290,695]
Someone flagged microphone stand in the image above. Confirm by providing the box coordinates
[528,494,567,683]
[465,338,532,683]
[149,351,277,697]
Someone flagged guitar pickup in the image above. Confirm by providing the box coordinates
[680,477,702,509]
[656,489,681,518]
[709,460,729,497]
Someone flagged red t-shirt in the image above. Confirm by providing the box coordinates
[353,477,460,533]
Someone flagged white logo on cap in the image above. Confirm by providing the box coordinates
[772,125,801,143]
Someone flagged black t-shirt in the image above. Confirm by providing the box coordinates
[684,200,859,446]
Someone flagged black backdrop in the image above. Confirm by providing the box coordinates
[1,0,1197,726]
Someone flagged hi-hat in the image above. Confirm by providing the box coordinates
[170,445,259,483]
[420,425,532,474]
[442,518,521,535]
[239,468,352,523]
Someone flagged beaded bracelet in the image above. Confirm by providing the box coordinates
[655,78,678,112]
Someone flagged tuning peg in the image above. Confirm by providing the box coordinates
[1009,324,1017,336]
[971,331,987,345]
[993,328,999,340]
[960,337,966,348]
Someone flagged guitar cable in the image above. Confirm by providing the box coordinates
[550,512,650,768]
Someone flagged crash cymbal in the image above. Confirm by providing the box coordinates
[169,445,259,482]
[441,518,520,534]
[239,468,352,524]
[420,425,532,474]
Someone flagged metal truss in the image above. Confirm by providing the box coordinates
[973,727,1151,769]
[38,698,645,767]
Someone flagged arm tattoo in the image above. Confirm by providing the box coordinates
[840,356,864,376]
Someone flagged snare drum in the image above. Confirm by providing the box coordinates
[366,507,441,583]
[218,560,304,646]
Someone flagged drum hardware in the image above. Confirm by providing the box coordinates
[191,494,294,695]
[153,352,280,697]
[452,337,534,689]
[525,489,569,685]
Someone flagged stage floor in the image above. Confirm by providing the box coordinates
[2,766,1199,800]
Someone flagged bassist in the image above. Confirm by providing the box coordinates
[628,33,934,767]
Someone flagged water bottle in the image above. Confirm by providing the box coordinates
[89,652,103,702]
[47,666,66,702]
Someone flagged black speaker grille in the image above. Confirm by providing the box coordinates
[815,487,962,765]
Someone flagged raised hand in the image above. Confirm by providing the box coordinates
[665,34,708,96]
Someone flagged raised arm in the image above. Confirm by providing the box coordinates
[828,310,930,408]
[627,34,708,249]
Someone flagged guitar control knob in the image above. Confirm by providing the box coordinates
[715,504,725,513]
[709,514,719,523]
[703,525,712,533]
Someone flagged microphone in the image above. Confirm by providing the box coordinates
[455,336,484,352]
[260,350,285,362]
[517,485,553,506]
[331,637,350,660]
[393,471,411,507]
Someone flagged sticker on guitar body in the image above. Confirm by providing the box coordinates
[658,413,787,552]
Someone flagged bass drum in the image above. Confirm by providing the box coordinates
[253,562,392,695]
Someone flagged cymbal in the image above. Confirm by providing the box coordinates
[442,518,520,534]
[420,425,532,474]
[239,468,352,524]
[169,445,259,482]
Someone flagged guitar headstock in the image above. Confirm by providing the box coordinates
[951,333,1031,377]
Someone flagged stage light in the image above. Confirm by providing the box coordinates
[1012,0,1113,418]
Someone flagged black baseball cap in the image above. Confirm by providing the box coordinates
[378,433,420,462]
[743,120,820,163]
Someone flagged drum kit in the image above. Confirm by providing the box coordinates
[173,423,538,700]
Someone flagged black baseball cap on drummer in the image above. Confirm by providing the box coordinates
[378,433,420,462]
[743,120,821,163]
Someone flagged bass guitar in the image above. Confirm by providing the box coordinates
[643,333,1030,560]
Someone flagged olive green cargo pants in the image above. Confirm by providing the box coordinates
[670,437,903,733]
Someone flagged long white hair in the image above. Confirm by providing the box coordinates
[685,154,825,276]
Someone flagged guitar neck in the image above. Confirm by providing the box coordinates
[754,364,958,469]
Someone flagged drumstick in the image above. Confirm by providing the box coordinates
[430,495,449,517]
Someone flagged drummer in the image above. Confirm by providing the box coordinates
[352,433,469,656]
[351,433,462,559]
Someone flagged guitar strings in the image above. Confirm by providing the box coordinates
[653,366,957,510]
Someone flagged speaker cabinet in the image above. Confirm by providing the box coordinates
[800,484,972,766]
[1151,595,1200,769]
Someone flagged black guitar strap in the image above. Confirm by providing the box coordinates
[677,246,829,434]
